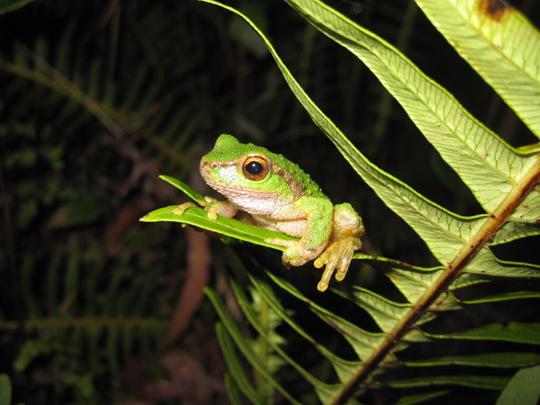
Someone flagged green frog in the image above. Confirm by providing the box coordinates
[176,134,364,292]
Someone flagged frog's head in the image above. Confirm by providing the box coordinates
[200,134,308,210]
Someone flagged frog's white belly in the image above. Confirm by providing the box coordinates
[229,195,308,237]
[207,181,308,237]
[253,215,307,238]
[208,183,287,216]
[231,194,287,216]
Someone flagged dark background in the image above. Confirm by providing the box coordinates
[0,0,539,403]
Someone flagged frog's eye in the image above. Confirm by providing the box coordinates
[242,155,270,181]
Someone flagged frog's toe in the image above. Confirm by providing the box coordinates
[282,247,311,267]
[266,238,314,267]
[266,237,296,249]
[335,248,354,281]
[206,206,219,220]
[315,237,361,290]
[317,257,339,292]
[313,250,329,269]
[173,202,197,216]
[284,255,306,267]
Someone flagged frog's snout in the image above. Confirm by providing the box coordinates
[199,157,208,177]
[199,158,221,183]
[199,158,219,171]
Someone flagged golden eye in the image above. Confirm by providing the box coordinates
[242,155,269,181]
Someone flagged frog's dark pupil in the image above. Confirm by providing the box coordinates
[246,161,264,175]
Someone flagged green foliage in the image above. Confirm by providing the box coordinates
[2,0,540,403]
[145,0,540,403]
[414,0,540,138]
[0,0,33,15]
[0,374,12,405]
[0,3,234,402]
[497,364,540,405]
[2,0,318,400]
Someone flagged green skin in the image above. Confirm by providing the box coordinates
[193,134,364,292]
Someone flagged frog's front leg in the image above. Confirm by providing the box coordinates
[173,196,238,220]
[314,203,363,291]
[267,196,333,268]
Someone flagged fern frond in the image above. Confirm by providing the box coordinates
[141,1,539,403]
[0,30,193,171]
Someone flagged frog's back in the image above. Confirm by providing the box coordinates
[206,134,327,200]
[266,149,326,199]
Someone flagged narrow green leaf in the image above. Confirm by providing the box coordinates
[0,374,12,405]
[140,205,294,250]
[215,324,264,404]
[265,271,384,360]
[158,174,205,204]
[231,282,307,379]
[462,291,540,305]
[230,279,340,403]
[332,285,410,333]
[206,288,301,405]
[401,329,431,344]
[397,390,449,405]
[283,0,540,223]
[405,352,540,368]
[490,222,540,245]
[517,143,540,155]
[353,254,440,273]
[390,375,508,390]
[224,374,246,405]
[385,268,442,303]
[429,322,540,345]
[451,273,491,290]
[245,275,360,382]
[414,0,540,138]
[356,257,447,303]
[141,175,298,252]
[466,254,540,279]
[497,365,540,405]
[0,0,33,15]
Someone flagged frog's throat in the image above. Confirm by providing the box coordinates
[206,181,293,216]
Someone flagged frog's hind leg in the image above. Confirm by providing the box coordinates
[313,203,364,292]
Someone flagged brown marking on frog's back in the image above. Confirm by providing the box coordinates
[272,163,308,199]
[478,0,512,22]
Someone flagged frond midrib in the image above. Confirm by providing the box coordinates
[332,154,540,404]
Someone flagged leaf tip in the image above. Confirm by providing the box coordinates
[139,214,153,222]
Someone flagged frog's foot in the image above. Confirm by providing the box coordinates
[201,196,236,220]
[313,237,361,292]
[173,197,237,220]
[265,238,316,267]
[173,202,197,216]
